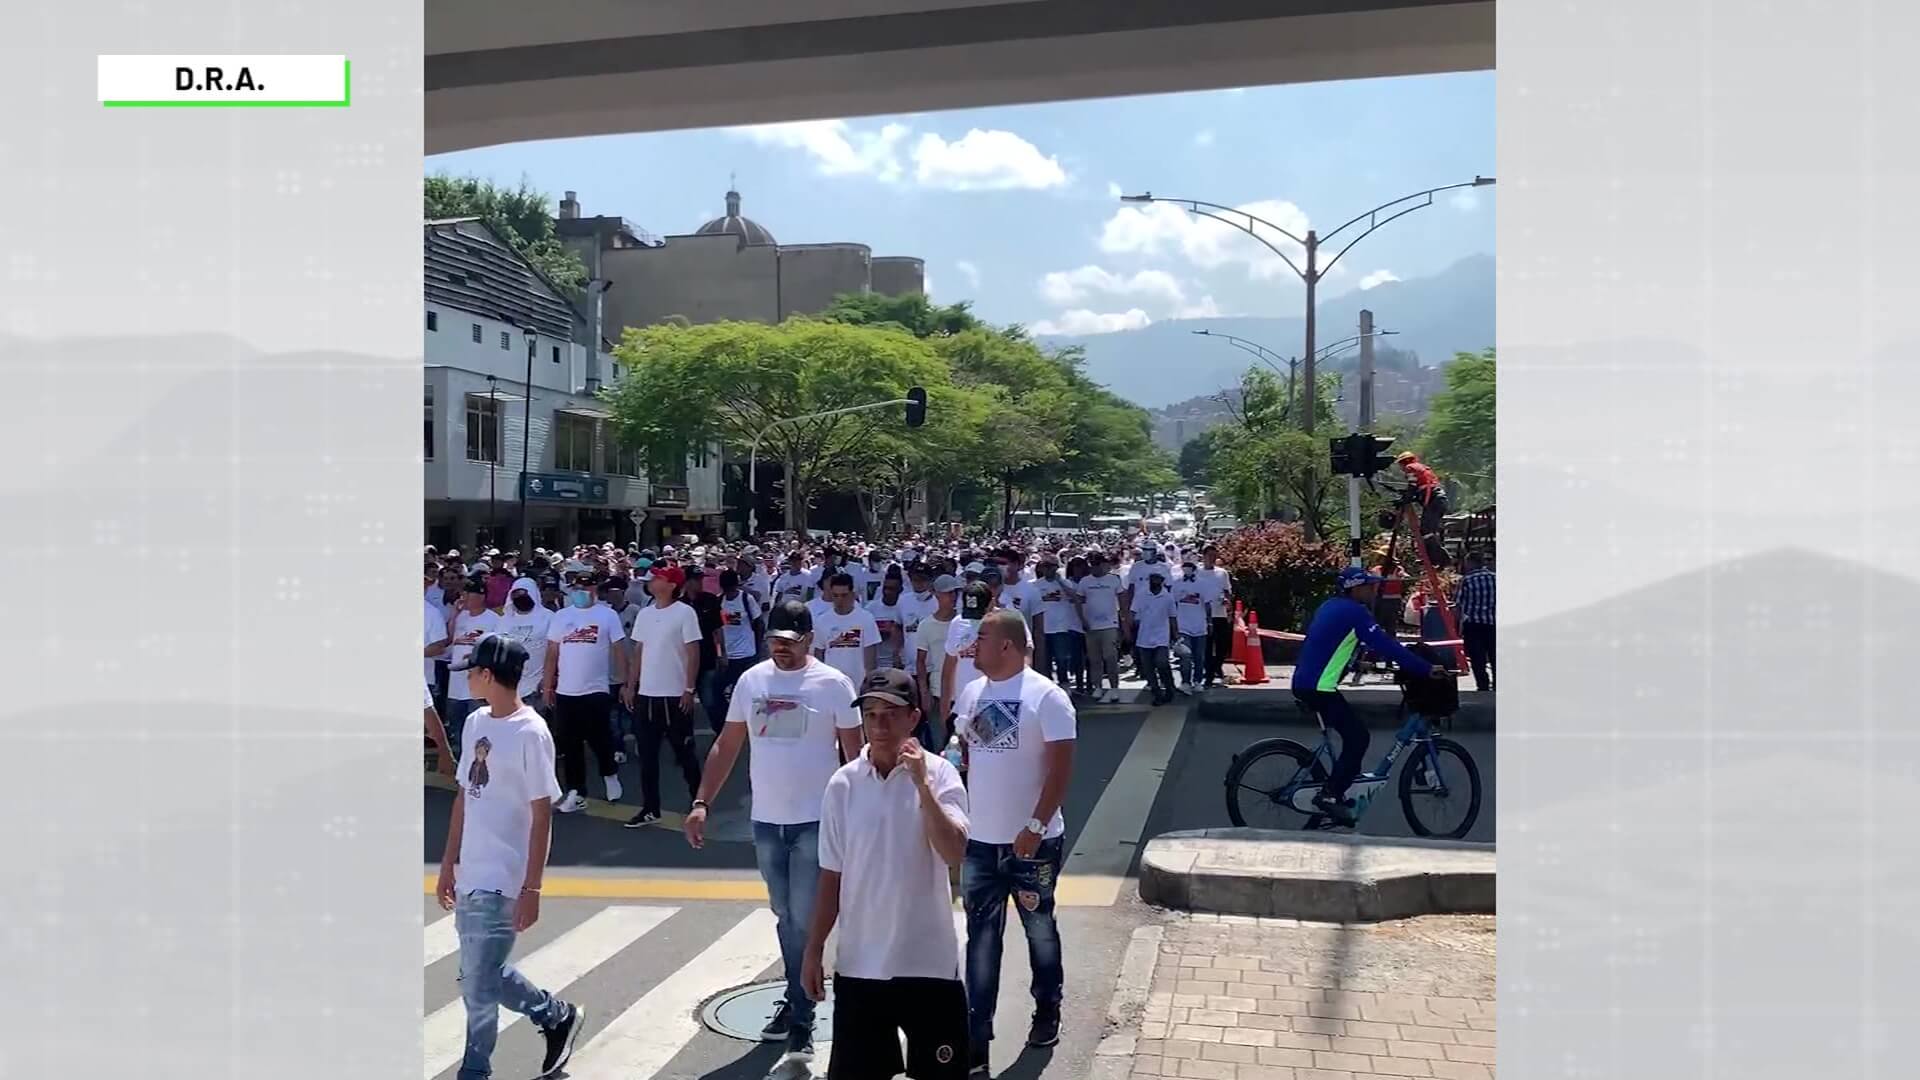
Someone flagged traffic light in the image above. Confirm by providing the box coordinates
[1361,434,1396,476]
[1328,436,1354,476]
[905,386,927,428]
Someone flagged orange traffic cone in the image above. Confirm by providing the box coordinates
[1240,610,1269,685]
[1230,601,1249,672]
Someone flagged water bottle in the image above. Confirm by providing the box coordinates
[943,735,964,772]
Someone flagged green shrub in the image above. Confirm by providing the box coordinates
[1214,521,1345,631]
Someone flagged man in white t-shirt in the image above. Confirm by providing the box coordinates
[540,572,626,813]
[811,572,880,686]
[804,668,970,1079]
[952,610,1077,1067]
[423,567,455,776]
[1073,552,1125,703]
[1032,553,1079,692]
[496,577,554,714]
[446,581,501,751]
[620,566,705,828]
[914,575,960,748]
[1200,545,1234,688]
[680,599,862,1057]
[773,553,817,606]
[1130,567,1179,706]
[434,634,582,1080]
[939,581,997,739]
[714,568,764,708]
[1170,559,1220,694]
[897,563,939,675]
[866,572,908,670]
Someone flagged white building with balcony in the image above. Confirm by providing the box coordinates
[423,218,724,552]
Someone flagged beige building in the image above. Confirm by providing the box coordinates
[556,187,925,333]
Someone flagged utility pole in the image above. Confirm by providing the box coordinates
[1301,231,1319,433]
[1348,309,1376,566]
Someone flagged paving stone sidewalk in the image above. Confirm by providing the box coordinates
[1119,912,1496,1080]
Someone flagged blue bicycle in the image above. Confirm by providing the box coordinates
[1223,676,1482,839]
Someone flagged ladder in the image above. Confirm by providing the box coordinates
[1395,498,1468,670]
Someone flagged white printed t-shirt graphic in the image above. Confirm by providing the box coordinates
[453,704,563,898]
[819,748,969,981]
[953,669,1077,844]
[445,607,501,701]
[866,597,903,669]
[627,601,703,698]
[718,591,760,660]
[1074,574,1122,632]
[727,658,861,824]
[811,604,880,685]
[1169,576,1215,637]
[545,603,626,697]
[424,600,448,689]
[1130,587,1177,650]
[944,617,983,704]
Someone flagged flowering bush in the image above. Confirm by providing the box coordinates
[1213,522,1346,631]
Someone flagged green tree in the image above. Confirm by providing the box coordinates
[819,292,994,339]
[424,174,588,295]
[605,319,948,533]
[1418,348,1495,506]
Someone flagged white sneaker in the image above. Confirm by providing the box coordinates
[603,775,623,802]
[556,791,588,814]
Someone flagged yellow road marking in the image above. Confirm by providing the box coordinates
[424,771,684,830]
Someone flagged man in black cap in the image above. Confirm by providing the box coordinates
[805,669,970,1079]
[680,599,862,1058]
[434,635,583,1080]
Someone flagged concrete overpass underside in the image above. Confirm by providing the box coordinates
[426,0,1493,154]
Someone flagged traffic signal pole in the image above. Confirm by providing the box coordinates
[746,389,924,537]
[1349,310,1377,566]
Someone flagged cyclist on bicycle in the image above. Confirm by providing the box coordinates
[1292,566,1449,824]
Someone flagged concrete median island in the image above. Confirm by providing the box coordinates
[1139,827,1495,922]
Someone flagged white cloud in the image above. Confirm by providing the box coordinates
[956,260,982,288]
[1032,308,1152,336]
[734,119,909,181]
[1449,189,1480,211]
[1193,130,1216,147]
[1358,269,1401,290]
[1174,295,1225,319]
[923,270,936,297]
[912,129,1068,191]
[1038,265,1187,307]
[1106,180,1124,199]
[1098,198,1311,281]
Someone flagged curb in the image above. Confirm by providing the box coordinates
[1138,827,1495,922]
[1198,686,1495,732]
[1090,924,1165,1080]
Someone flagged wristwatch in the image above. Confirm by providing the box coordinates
[691,799,709,811]
[1025,817,1045,836]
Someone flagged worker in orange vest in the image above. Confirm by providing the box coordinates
[1396,452,1451,568]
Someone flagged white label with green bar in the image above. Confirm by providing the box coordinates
[98,55,349,108]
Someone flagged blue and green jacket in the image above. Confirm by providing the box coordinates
[1291,596,1435,692]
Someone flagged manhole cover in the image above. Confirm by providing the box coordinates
[701,978,836,1041]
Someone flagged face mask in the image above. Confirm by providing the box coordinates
[512,594,535,613]
[569,589,593,609]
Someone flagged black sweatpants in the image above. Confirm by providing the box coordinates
[1207,616,1232,682]
[553,692,620,796]
[1293,688,1368,803]
[1462,621,1495,691]
[637,695,702,816]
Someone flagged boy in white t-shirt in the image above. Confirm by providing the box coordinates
[435,634,582,1080]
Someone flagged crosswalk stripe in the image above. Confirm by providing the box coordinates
[422,905,678,1080]
[565,908,783,1079]
[424,915,459,967]
[1064,703,1188,904]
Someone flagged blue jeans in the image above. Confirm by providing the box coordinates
[456,890,564,1080]
[752,820,821,1029]
[1045,631,1080,687]
[962,837,1065,1047]
[607,683,633,748]
[1180,632,1209,685]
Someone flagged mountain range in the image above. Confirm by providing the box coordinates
[1038,253,1494,410]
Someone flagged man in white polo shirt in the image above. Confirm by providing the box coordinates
[681,600,862,1058]
[953,609,1077,1071]
[804,668,970,1079]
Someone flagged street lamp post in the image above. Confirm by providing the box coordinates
[1124,176,1493,434]
[1194,328,1396,423]
[519,326,536,556]
[747,396,916,537]
[1044,490,1103,530]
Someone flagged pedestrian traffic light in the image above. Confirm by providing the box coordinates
[1362,434,1396,476]
[1328,436,1354,476]
[905,386,927,428]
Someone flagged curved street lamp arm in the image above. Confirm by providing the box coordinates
[1208,335,1288,378]
[1134,196,1307,282]
[1320,180,1486,244]
[1194,330,1290,370]
[1318,199,1437,280]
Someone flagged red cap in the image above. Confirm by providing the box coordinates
[652,565,686,586]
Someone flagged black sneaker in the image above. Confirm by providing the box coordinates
[1311,791,1357,825]
[786,1019,815,1056]
[1027,1010,1061,1048]
[623,809,661,829]
[969,1042,991,1075]
[760,999,791,1041]
[538,1001,581,1078]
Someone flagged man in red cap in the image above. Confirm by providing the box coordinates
[1396,452,1451,567]
[620,564,705,826]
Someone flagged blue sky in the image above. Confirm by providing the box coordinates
[427,72,1493,335]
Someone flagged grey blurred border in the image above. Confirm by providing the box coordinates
[1503,0,1920,1076]
[0,8,422,1078]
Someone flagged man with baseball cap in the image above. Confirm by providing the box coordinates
[1292,567,1449,824]
[620,564,705,827]
[804,668,970,1079]
[681,599,862,1056]
[435,635,583,1080]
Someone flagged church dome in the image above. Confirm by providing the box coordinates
[694,188,776,246]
